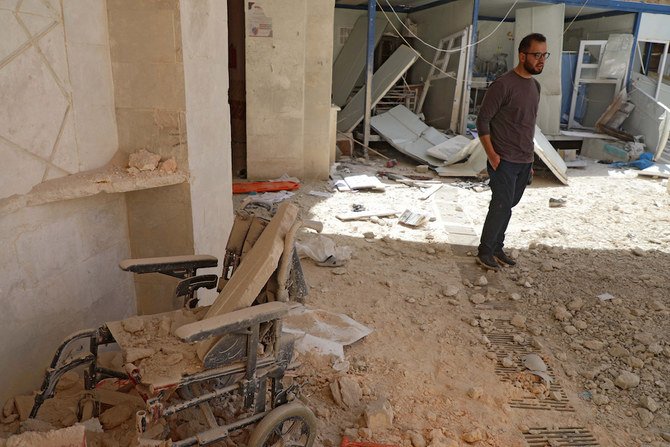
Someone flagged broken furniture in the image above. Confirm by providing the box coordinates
[30,203,317,447]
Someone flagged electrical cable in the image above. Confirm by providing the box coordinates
[563,0,589,34]
[382,0,520,54]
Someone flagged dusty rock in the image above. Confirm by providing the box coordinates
[55,371,80,391]
[661,432,670,442]
[501,357,515,368]
[637,407,654,428]
[625,356,644,369]
[13,395,35,422]
[510,314,527,329]
[332,267,347,275]
[415,165,429,173]
[469,293,486,304]
[648,343,663,355]
[583,340,605,351]
[640,396,659,413]
[128,149,161,171]
[409,431,426,447]
[574,320,588,330]
[615,371,640,389]
[19,418,55,433]
[441,285,460,297]
[99,405,133,429]
[634,332,654,346]
[364,398,393,431]
[363,231,375,239]
[3,398,15,418]
[121,317,144,333]
[564,325,578,335]
[158,157,177,173]
[428,429,458,447]
[338,377,362,408]
[609,345,630,357]
[554,306,571,321]
[467,387,484,400]
[125,347,155,363]
[475,275,488,286]
[461,428,486,443]
[592,394,610,406]
[567,297,584,311]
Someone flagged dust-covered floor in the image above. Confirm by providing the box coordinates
[1,154,669,447]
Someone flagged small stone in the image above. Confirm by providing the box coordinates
[469,293,486,304]
[648,343,663,355]
[158,157,177,173]
[99,405,133,429]
[510,314,527,329]
[614,371,640,389]
[637,407,654,427]
[574,320,588,330]
[485,352,497,360]
[501,357,515,368]
[365,398,393,431]
[128,149,161,171]
[567,297,584,311]
[332,267,347,275]
[461,428,486,443]
[510,293,521,301]
[125,347,155,363]
[592,394,609,406]
[634,332,654,346]
[554,306,571,321]
[625,356,644,368]
[609,345,630,358]
[410,432,426,447]
[441,285,460,297]
[475,275,488,286]
[639,396,659,413]
[467,387,483,399]
[583,340,605,351]
[564,325,578,335]
[122,317,144,333]
[415,165,429,173]
[363,231,375,239]
[661,432,670,442]
[631,247,645,257]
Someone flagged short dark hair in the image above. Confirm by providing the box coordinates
[518,33,547,53]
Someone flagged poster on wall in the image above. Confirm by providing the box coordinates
[247,1,272,37]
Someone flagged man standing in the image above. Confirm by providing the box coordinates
[475,33,547,270]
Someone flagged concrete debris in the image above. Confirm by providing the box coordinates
[128,149,161,172]
[614,371,640,389]
[461,428,486,443]
[330,376,362,409]
[158,157,178,173]
[364,398,393,431]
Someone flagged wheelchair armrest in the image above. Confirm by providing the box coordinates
[119,255,218,278]
[174,302,291,343]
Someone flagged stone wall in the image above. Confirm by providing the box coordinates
[0,0,135,405]
[245,0,335,180]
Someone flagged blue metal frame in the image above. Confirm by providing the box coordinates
[362,0,376,156]
[336,0,670,15]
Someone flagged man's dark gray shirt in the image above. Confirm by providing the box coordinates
[476,70,541,164]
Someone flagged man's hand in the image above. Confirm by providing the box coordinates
[480,135,500,170]
[489,153,501,170]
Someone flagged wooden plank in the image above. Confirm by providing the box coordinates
[420,184,443,200]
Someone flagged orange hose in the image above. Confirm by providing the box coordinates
[340,436,400,447]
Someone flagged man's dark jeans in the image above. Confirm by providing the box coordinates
[478,159,532,256]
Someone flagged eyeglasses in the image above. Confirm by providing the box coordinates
[524,52,551,60]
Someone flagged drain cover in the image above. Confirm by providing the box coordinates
[523,427,599,446]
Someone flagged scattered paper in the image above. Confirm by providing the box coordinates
[399,209,428,227]
[598,292,615,301]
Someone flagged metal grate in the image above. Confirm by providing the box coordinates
[523,427,599,446]
[485,321,575,412]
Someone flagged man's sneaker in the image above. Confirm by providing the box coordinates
[494,251,516,266]
[476,254,500,271]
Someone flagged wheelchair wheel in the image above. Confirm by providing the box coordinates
[247,401,317,447]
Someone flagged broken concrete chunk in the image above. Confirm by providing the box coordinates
[55,371,80,391]
[99,405,133,430]
[637,407,654,428]
[13,395,35,422]
[337,376,362,408]
[409,431,426,447]
[639,395,659,413]
[469,293,486,304]
[510,314,526,329]
[128,149,161,172]
[614,371,640,389]
[125,347,155,363]
[461,428,486,443]
[121,317,144,333]
[364,397,393,431]
[3,397,15,418]
[158,157,178,173]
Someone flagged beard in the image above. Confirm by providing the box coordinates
[524,59,543,75]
